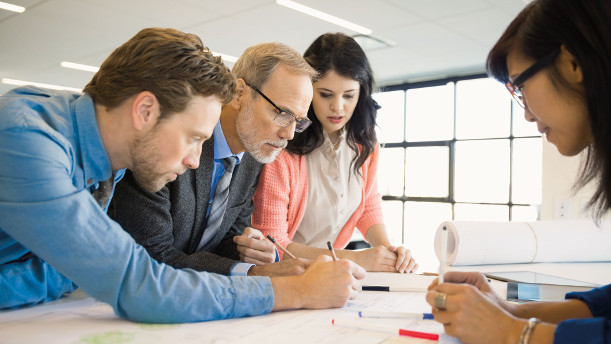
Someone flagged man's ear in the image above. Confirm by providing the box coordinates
[229,79,248,110]
[559,44,583,84]
[131,91,159,130]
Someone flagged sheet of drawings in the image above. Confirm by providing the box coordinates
[0,289,460,344]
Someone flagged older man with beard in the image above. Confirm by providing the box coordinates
[110,42,317,277]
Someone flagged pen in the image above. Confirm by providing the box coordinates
[327,241,338,261]
[266,235,297,259]
[439,226,447,284]
[331,318,439,341]
[361,286,426,292]
[358,311,434,320]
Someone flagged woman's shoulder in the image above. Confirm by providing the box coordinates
[264,149,306,172]
[279,148,305,164]
[357,141,380,159]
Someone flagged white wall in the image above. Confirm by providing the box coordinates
[540,139,597,220]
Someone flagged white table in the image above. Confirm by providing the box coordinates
[1,263,609,343]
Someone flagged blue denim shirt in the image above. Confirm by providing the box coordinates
[0,86,274,322]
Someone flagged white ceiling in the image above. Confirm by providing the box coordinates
[0,0,529,95]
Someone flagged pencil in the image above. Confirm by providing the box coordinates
[266,235,297,259]
[327,241,338,261]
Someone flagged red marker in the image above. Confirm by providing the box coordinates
[331,318,439,341]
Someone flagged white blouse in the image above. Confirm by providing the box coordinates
[293,130,363,248]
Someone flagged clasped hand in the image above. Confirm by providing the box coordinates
[350,245,418,273]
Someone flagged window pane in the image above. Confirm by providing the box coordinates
[404,202,452,272]
[454,203,509,221]
[378,147,404,196]
[405,83,454,141]
[455,139,510,203]
[405,146,449,197]
[381,201,404,245]
[512,205,540,221]
[512,100,541,137]
[456,78,511,139]
[512,138,542,204]
[374,90,404,143]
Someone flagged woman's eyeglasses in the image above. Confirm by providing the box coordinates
[505,47,560,109]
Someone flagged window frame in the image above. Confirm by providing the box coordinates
[376,73,541,243]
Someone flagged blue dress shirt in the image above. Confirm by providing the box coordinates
[206,123,245,220]
[206,123,278,276]
[0,86,274,322]
[554,284,611,343]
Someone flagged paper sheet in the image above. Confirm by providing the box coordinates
[0,290,459,343]
[434,220,611,266]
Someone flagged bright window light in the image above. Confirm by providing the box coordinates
[276,0,372,35]
[1,78,82,93]
[60,61,100,73]
[0,1,25,13]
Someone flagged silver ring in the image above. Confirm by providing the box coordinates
[434,292,447,310]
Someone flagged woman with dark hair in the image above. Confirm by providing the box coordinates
[252,32,418,273]
[425,0,611,343]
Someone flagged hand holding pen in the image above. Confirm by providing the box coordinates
[425,271,515,344]
[327,241,338,261]
[266,235,297,259]
[233,227,276,264]
[294,254,366,307]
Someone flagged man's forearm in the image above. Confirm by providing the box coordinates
[270,276,304,310]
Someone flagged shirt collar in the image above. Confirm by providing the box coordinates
[213,121,244,163]
[73,94,112,186]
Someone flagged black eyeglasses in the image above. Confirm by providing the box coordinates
[245,83,312,133]
[506,47,560,109]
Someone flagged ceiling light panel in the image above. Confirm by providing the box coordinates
[276,0,372,35]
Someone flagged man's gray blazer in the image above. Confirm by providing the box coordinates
[110,138,263,275]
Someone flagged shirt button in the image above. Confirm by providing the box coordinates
[87,178,93,184]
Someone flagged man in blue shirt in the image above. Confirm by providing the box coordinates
[0,27,365,323]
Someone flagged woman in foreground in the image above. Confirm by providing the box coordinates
[426,0,611,343]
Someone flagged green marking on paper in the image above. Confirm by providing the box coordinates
[77,331,134,344]
[138,323,180,331]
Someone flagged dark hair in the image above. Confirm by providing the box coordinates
[84,28,235,120]
[487,0,611,219]
[286,32,380,176]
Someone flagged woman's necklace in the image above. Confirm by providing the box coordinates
[332,127,344,150]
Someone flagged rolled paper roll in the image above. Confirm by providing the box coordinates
[433,220,611,266]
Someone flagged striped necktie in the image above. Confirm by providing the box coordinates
[196,156,237,251]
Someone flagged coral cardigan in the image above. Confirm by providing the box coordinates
[252,144,384,258]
